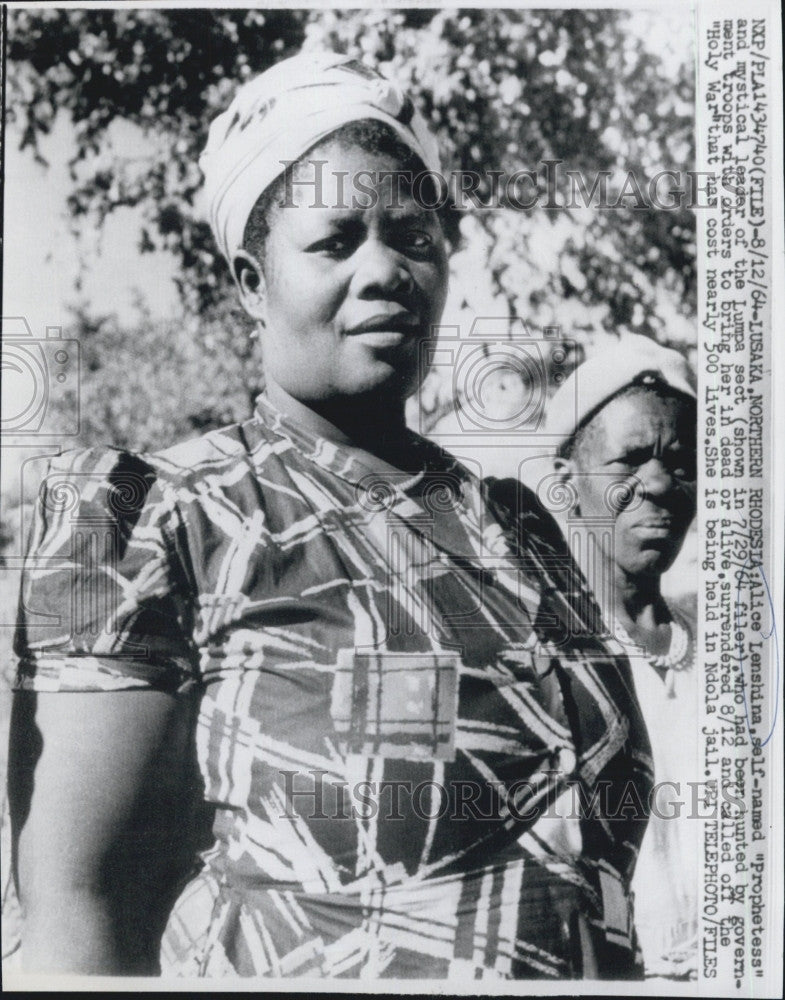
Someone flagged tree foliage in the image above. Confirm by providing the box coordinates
[6,7,696,452]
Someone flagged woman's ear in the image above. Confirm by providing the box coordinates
[234,249,267,323]
[552,456,580,517]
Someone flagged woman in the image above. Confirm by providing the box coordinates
[547,336,698,978]
[10,52,652,980]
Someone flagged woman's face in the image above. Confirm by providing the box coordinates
[248,142,449,408]
[568,389,697,579]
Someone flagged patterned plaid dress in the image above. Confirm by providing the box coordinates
[15,396,653,980]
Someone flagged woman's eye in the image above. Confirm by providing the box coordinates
[670,456,697,480]
[400,230,436,257]
[318,237,349,255]
[306,233,354,257]
[607,448,651,472]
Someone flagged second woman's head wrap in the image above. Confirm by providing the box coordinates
[546,334,697,455]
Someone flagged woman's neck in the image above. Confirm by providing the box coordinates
[611,569,668,630]
[262,380,415,466]
[567,534,674,656]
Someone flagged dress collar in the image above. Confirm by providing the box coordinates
[252,392,470,495]
[251,392,508,562]
[251,393,542,628]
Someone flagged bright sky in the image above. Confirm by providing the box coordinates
[2,113,181,339]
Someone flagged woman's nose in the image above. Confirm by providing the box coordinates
[351,238,414,298]
[636,457,674,497]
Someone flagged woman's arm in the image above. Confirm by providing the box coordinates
[9,687,200,975]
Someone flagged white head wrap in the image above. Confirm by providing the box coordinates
[199,51,442,269]
[546,334,697,454]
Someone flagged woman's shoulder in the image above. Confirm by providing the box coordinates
[34,419,259,529]
[482,474,568,553]
[401,435,568,552]
[148,420,255,480]
[44,420,250,480]
[44,443,153,480]
[18,442,203,690]
[36,445,160,530]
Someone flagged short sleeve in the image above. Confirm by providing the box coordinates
[13,447,199,693]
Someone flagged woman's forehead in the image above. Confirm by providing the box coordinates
[278,198,436,227]
[279,156,440,224]
[592,391,694,449]
[286,149,427,204]
[296,134,420,171]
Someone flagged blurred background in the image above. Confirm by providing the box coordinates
[1,7,697,924]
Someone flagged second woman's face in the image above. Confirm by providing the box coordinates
[571,390,697,579]
[255,142,449,408]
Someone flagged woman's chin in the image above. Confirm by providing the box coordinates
[621,548,678,579]
[337,364,422,403]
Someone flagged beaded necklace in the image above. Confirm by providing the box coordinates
[613,607,694,696]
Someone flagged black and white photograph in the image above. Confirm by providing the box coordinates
[0,1,782,991]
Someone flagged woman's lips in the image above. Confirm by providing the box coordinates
[344,313,421,348]
[345,312,420,335]
[630,520,674,539]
